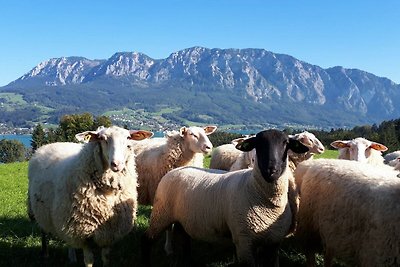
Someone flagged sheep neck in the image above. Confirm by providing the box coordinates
[165,134,196,169]
[288,152,312,167]
[250,162,289,208]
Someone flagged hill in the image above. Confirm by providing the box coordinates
[1,47,399,130]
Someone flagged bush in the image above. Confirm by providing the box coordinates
[208,131,244,147]
[0,139,26,163]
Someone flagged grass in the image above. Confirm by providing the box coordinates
[314,149,339,159]
[0,152,342,266]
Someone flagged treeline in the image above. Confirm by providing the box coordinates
[311,118,400,153]
[31,113,112,151]
[2,112,400,164]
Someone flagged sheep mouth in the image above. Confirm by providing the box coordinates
[201,149,212,154]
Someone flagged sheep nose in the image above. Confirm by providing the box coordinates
[111,160,124,172]
[268,167,279,175]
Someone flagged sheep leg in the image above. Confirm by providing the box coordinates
[101,247,111,266]
[68,248,77,263]
[305,250,317,267]
[323,248,333,267]
[168,223,192,266]
[164,226,174,256]
[41,231,49,259]
[254,243,280,267]
[82,246,94,267]
[141,232,156,267]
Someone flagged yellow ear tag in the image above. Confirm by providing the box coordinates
[84,134,91,142]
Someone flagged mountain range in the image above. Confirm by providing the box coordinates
[1,46,399,130]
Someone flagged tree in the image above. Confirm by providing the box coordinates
[94,115,112,129]
[59,113,96,142]
[0,139,26,163]
[31,123,46,151]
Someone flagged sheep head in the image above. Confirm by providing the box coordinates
[330,137,388,163]
[76,126,153,172]
[179,125,217,154]
[236,129,308,182]
[289,131,325,155]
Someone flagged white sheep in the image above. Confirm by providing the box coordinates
[133,125,217,205]
[142,129,309,266]
[294,159,400,267]
[209,136,256,171]
[28,126,153,267]
[228,136,256,171]
[384,150,400,166]
[287,131,325,171]
[330,137,388,165]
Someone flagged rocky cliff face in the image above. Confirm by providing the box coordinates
[3,47,400,128]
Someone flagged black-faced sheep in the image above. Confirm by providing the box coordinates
[330,137,388,165]
[294,159,400,267]
[142,129,309,266]
[28,126,153,267]
[132,125,217,205]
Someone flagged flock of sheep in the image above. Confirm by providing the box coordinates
[27,125,400,267]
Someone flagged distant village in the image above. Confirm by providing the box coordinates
[0,123,32,135]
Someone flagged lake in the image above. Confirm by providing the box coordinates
[0,134,32,148]
[0,129,256,149]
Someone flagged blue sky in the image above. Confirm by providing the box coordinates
[1,1,399,86]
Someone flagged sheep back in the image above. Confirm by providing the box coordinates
[133,132,196,205]
[209,144,241,170]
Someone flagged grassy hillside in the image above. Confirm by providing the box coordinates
[0,152,340,266]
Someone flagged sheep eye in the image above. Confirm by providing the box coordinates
[283,140,289,145]
[191,133,199,139]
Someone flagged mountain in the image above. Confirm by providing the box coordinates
[1,47,400,130]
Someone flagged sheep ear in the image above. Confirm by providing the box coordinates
[179,127,187,137]
[129,130,153,140]
[236,137,256,152]
[231,137,246,146]
[370,142,388,152]
[204,125,217,135]
[75,131,100,143]
[289,139,309,154]
[330,140,349,149]
[297,135,313,148]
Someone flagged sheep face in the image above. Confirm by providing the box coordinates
[180,126,217,154]
[290,131,325,154]
[237,129,309,182]
[76,126,153,172]
[331,137,388,162]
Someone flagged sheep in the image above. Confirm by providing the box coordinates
[28,126,153,267]
[209,135,256,171]
[142,129,309,266]
[209,143,241,170]
[384,150,400,166]
[287,131,325,171]
[132,125,217,205]
[330,137,388,165]
[228,136,256,171]
[294,159,400,267]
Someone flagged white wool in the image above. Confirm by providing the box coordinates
[295,159,400,266]
[133,126,216,205]
[28,126,150,267]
